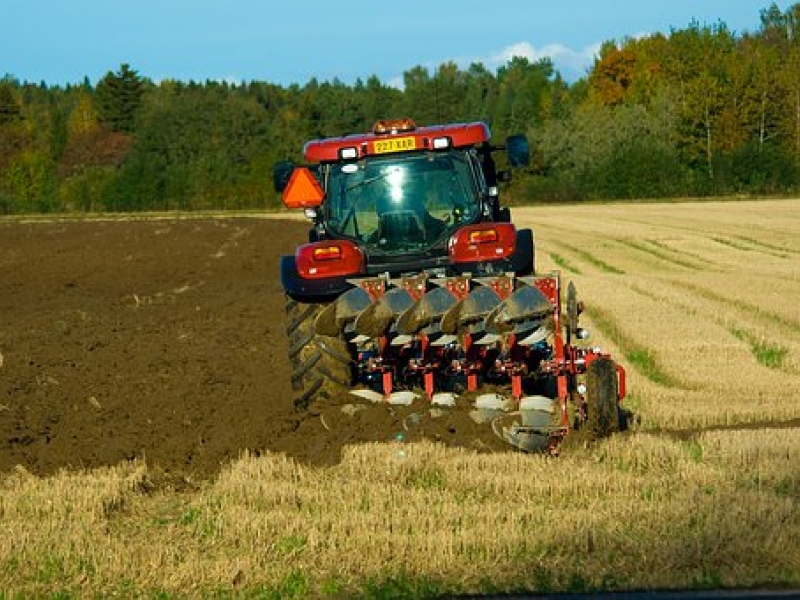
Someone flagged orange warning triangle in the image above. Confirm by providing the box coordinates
[282,167,325,209]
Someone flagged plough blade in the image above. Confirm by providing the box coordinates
[396,286,459,335]
[485,284,552,334]
[316,275,567,454]
[316,286,373,336]
[469,393,514,423]
[490,396,555,452]
[350,388,417,405]
[440,285,502,334]
[354,287,415,337]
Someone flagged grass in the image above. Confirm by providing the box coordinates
[548,252,582,275]
[615,238,701,270]
[550,240,625,274]
[733,234,800,256]
[584,305,678,387]
[728,327,789,369]
[711,236,757,253]
[626,282,792,373]
[712,235,789,258]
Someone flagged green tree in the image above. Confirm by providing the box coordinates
[111,83,269,211]
[531,90,683,200]
[461,62,497,121]
[668,22,736,184]
[5,149,57,212]
[358,75,403,126]
[0,79,22,124]
[95,63,146,132]
[493,56,554,137]
[760,3,800,159]
[429,61,467,123]
[401,66,436,124]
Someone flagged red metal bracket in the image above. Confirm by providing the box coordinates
[360,278,386,301]
[382,370,393,397]
[616,364,627,401]
[424,371,434,399]
[400,274,427,301]
[487,276,514,301]
[442,276,471,301]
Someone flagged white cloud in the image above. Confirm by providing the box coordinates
[387,75,405,90]
[486,41,602,80]
[385,40,603,89]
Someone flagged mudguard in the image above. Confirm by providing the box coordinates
[280,228,534,300]
[451,228,534,277]
[280,255,352,301]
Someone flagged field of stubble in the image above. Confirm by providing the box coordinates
[1,200,799,597]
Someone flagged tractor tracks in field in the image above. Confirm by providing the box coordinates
[665,279,800,336]
[644,417,800,442]
[582,305,684,389]
[541,219,800,278]
[625,280,797,374]
[539,222,800,373]
[540,224,714,275]
[545,238,625,275]
[613,238,712,271]
[538,223,800,386]
[612,215,800,256]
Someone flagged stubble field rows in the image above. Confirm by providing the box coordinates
[1,200,798,596]
[518,200,800,430]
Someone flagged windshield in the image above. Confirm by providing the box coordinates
[324,151,481,253]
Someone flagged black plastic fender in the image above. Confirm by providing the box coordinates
[453,227,534,277]
[280,255,351,301]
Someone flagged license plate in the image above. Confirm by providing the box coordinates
[373,136,416,154]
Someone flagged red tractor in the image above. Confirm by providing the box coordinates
[275,118,626,452]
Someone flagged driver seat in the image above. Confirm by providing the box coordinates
[377,210,427,245]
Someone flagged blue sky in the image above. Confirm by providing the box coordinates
[3,0,795,87]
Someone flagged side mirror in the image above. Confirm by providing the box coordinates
[273,161,295,193]
[505,134,530,168]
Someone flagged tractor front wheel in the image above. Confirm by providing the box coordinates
[285,297,353,412]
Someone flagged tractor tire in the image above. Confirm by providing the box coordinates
[566,282,579,343]
[285,296,354,412]
[585,357,621,437]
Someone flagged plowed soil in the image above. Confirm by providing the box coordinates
[0,217,509,479]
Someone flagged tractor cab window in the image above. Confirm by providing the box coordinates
[325,151,480,253]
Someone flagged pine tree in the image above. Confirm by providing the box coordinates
[95,63,145,133]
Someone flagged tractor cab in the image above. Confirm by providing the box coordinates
[325,149,482,254]
[275,118,529,258]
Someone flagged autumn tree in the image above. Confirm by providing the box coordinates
[588,42,637,106]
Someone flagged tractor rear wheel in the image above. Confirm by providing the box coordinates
[585,357,620,437]
[285,297,353,412]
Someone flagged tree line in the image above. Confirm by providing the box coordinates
[1,2,799,214]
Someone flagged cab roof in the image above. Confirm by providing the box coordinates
[303,119,491,163]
